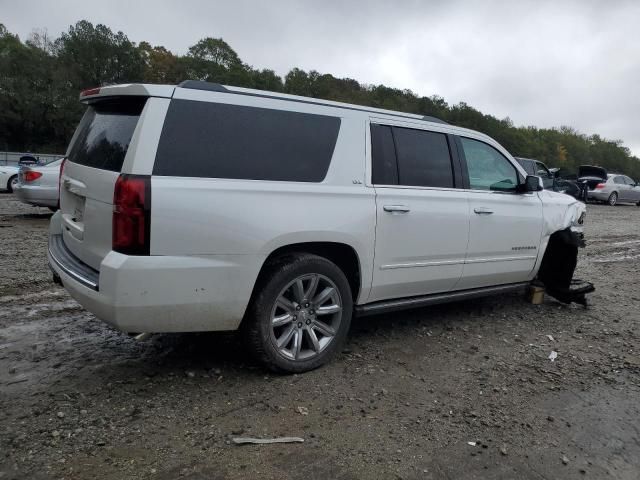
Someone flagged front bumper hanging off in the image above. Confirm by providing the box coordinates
[536,228,594,306]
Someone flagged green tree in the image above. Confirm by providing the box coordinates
[1,21,638,179]
[138,42,187,84]
[54,20,143,88]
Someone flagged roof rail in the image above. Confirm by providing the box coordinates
[177,80,448,125]
[177,80,229,92]
[422,115,447,124]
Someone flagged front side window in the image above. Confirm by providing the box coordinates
[535,162,554,188]
[518,159,535,176]
[535,162,550,178]
[460,137,519,192]
[624,176,636,185]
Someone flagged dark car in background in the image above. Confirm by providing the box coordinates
[515,157,581,198]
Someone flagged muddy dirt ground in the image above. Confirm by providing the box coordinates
[0,192,639,480]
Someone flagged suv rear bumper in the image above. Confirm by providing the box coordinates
[48,212,261,333]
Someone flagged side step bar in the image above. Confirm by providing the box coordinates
[355,282,530,317]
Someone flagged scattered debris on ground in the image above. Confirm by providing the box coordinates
[1,195,639,479]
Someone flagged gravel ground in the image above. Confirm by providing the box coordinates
[0,192,639,480]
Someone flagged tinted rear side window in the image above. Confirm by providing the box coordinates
[371,124,398,185]
[154,100,341,182]
[393,127,454,188]
[67,98,146,172]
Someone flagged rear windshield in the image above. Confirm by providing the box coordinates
[153,99,341,182]
[67,98,146,172]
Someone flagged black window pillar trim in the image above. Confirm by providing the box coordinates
[447,134,465,190]
[452,135,471,190]
[389,127,401,185]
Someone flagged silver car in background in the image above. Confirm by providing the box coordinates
[588,173,640,206]
[14,158,63,209]
[0,165,20,192]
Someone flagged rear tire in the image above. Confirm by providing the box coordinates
[243,253,353,373]
[7,175,17,193]
[607,192,618,206]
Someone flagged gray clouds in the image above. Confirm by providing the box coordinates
[2,0,639,156]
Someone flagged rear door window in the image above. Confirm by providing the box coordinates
[370,124,398,185]
[371,124,456,188]
[459,137,519,192]
[393,127,454,188]
[392,127,454,188]
[67,98,146,172]
[154,100,341,182]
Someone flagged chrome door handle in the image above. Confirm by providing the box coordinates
[474,208,494,215]
[383,205,410,213]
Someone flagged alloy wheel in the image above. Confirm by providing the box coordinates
[270,273,343,361]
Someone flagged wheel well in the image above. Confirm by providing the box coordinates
[260,242,361,300]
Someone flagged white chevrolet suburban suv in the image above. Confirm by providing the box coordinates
[48,81,587,372]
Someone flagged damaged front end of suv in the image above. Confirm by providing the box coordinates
[535,193,594,305]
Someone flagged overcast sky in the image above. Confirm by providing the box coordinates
[2,0,639,157]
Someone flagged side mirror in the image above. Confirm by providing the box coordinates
[517,175,543,193]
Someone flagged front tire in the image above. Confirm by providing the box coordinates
[243,253,353,373]
[7,175,17,193]
[607,192,618,206]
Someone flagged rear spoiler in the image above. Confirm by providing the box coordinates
[79,84,175,102]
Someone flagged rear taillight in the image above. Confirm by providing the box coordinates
[23,171,43,182]
[595,183,605,189]
[112,174,151,255]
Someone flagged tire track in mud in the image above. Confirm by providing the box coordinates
[583,235,640,264]
[2,194,640,480]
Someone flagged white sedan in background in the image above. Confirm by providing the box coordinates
[14,158,63,209]
[588,173,640,206]
[0,165,20,192]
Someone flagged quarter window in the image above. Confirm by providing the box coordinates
[460,137,519,192]
[154,100,341,182]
